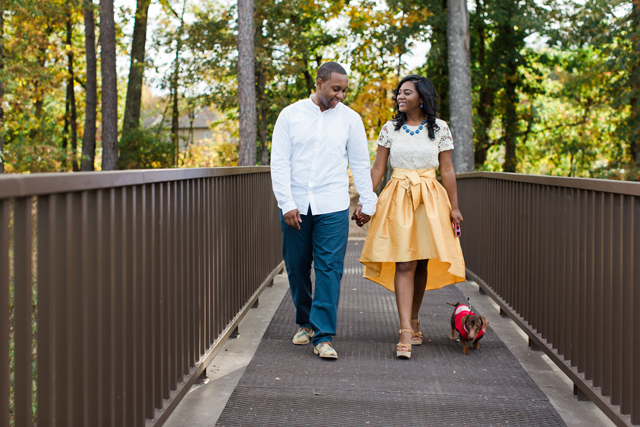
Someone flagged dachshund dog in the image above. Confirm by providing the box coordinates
[447,302,489,355]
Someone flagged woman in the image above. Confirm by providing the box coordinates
[353,75,466,359]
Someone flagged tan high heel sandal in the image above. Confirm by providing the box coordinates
[411,318,423,345]
[396,329,413,359]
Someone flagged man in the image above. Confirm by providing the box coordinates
[271,62,377,359]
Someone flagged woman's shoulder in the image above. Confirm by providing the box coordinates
[435,118,449,130]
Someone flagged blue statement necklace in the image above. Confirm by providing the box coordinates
[402,119,427,136]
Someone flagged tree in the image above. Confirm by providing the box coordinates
[237,0,256,166]
[100,0,118,170]
[81,0,97,171]
[447,0,474,173]
[63,0,79,171]
[121,0,152,135]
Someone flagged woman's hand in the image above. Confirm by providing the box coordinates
[450,208,463,226]
[351,204,371,227]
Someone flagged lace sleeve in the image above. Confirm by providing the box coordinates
[438,123,454,152]
[377,123,391,148]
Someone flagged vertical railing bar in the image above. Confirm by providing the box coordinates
[83,191,100,426]
[0,200,8,427]
[586,190,595,380]
[123,186,135,425]
[187,179,195,368]
[113,188,124,425]
[161,182,170,399]
[593,191,604,389]
[153,183,163,409]
[621,195,632,415]
[169,181,178,392]
[603,193,613,397]
[179,180,187,376]
[133,186,145,425]
[549,186,558,347]
[53,194,70,426]
[578,189,587,374]
[35,196,53,427]
[14,198,33,426]
[69,193,85,426]
[143,184,154,419]
[612,194,623,405]
[206,178,213,347]
[631,196,640,424]
[197,178,204,358]
[215,177,222,339]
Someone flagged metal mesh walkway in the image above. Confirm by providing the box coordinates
[216,240,565,426]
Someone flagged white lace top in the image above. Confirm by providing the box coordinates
[376,118,454,170]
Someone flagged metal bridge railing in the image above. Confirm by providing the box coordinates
[0,166,283,427]
[457,172,640,427]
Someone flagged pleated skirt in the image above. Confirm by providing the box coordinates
[359,168,466,292]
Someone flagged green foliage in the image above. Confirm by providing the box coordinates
[117,127,174,169]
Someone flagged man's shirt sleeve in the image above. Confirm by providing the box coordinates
[270,109,297,214]
[347,116,378,216]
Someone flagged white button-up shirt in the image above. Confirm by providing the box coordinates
[271,95,378,216]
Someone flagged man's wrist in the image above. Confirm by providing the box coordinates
[280,201,298,215]
[360,204,376,216]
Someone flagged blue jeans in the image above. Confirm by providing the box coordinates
[280,207,349,345]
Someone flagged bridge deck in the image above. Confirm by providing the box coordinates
[213,240,565,426]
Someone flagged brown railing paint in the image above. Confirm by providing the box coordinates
[457,172,640,427]
[1,167,283,427]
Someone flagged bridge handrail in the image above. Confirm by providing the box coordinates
[457,172,639,426]
[1,166,283,426]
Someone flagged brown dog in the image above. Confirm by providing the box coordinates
[447,302,489,355]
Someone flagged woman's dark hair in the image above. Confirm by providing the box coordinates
[392,75,440,139]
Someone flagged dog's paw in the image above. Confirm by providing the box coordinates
[473,342,480,350]
[463,348,470,355]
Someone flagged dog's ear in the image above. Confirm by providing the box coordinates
[480,316,489,332]
[461,314,469,325]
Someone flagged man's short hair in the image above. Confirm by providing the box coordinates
[317,62,347,82]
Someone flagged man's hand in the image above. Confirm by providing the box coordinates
[351,204,371,227]
[284,209,303,230]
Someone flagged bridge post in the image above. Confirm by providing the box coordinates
[230,326,240,339]
[528,338,542,351]
[573,384,590,401]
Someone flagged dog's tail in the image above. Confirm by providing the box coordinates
[446,301,461,307]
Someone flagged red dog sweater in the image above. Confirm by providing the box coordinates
[454,304,485,341]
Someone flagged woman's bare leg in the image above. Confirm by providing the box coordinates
[411,259,429,335]
[395,260,418,345]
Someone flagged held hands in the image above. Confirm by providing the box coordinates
[284,209,303,230]
[351,204,371,227]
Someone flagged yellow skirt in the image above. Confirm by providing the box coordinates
[360,168,466,292]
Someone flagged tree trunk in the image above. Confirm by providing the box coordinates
[474,0,495,168]
[171,42,180,166]
[447,0,474,173]
[502,23,518,173]
[122,0,151,134]
[256,64,269,165]
[65,7,79,171]
[0,3,4,174]
[81,0,97,171]
[237,0,256,166]
[100,0,118,170]
[426,0,449,121]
